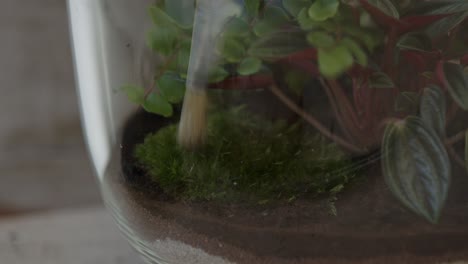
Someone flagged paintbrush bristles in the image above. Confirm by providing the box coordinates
[177,89,208,149]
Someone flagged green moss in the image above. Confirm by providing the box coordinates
[134,108,360,203]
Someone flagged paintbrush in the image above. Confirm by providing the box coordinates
[178,0,241,149]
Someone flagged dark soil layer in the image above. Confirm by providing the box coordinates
[113,110,468,264]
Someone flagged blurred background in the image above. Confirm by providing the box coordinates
[0,0,101,216]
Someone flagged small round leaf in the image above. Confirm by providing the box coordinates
[307,31,335,48]
[157,73,186,104]
[143,92,173,117]
[308,0,340,22]
[147,26,179,56]
[120,85,145,104]
[318,45,354,78]
[237,57,262,75]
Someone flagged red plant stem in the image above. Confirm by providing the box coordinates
[326,80,362,132]
[320,79,360,143]
[268,84,366,154]
[383,27,399,79]
[278,48,318,63]
[446,144,465,168]
[446,129,466,146]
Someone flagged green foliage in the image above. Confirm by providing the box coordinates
[369,71,394,88]
[443,62,468,110]
[282,0,310,17]
[245,0,261,17]
[237,57,262,75]
[253,6,289,37]
[134,108,357,203]
[122,2,195,116]
[248,31,308,60]
[420,85,446,138]
[217,36,246,63]
[397,32,432,52]
[285,69,311,95]
[308,0,340,22]
[341,37,368,66]
[318,44,354,78]
[394,92,419,113]
[223,17,250,37]
[209,66,230,83]
[367,0,399,18]
[157,73,185,104]
[382,117,450,223]
[142,92,173,117]
[147,27,179,56]
[119,0,468,223]
[121,85,145,104]
[306,31,335,48]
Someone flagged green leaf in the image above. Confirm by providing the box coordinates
[164,0,195,29]
[217,36,246,62]
[148,5,180,28]
[443,62,468,110]
[394,92,419,113]
[369,71,394,88]
[342,24,383,51]
[147,26,179,56]
[143,92,173,117]
[411,1,468,15]
[209,66,230,83]
[223,17,250,37]
[306,31,335,48]
[248,31,308,61]
[397,32,432,52]
[341,37,368,66]
[282,0,310,17]
[285,70,310,96]
[420,85,446,138]
[298,8,316,30]
[120,85,145,104]
[297,8,336,31]
[318,44,354,78]
[157,72,186,103]
[308,0,340,22]
[426,11,468,38]
[174,48,191,76]
[360,11,377,28]
[367,0,399,19]
[382,117,450,223]
[253,6,289,37]
[245,0,261,17]
[237,57,262,75]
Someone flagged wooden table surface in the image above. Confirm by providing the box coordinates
[0,207,144,264]
[0,0,101,214]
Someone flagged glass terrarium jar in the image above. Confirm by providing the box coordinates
[68,1,468,263]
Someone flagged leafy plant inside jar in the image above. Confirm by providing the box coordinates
[121,0,468,223]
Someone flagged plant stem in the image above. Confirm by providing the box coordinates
[383,27,399,79]
[320,79,357,142]
[446,129,466,146]
[446,144,465,169]
[268,84,366,154]
[145,47,181,99]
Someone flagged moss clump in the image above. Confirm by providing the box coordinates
[134,108,359,203]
